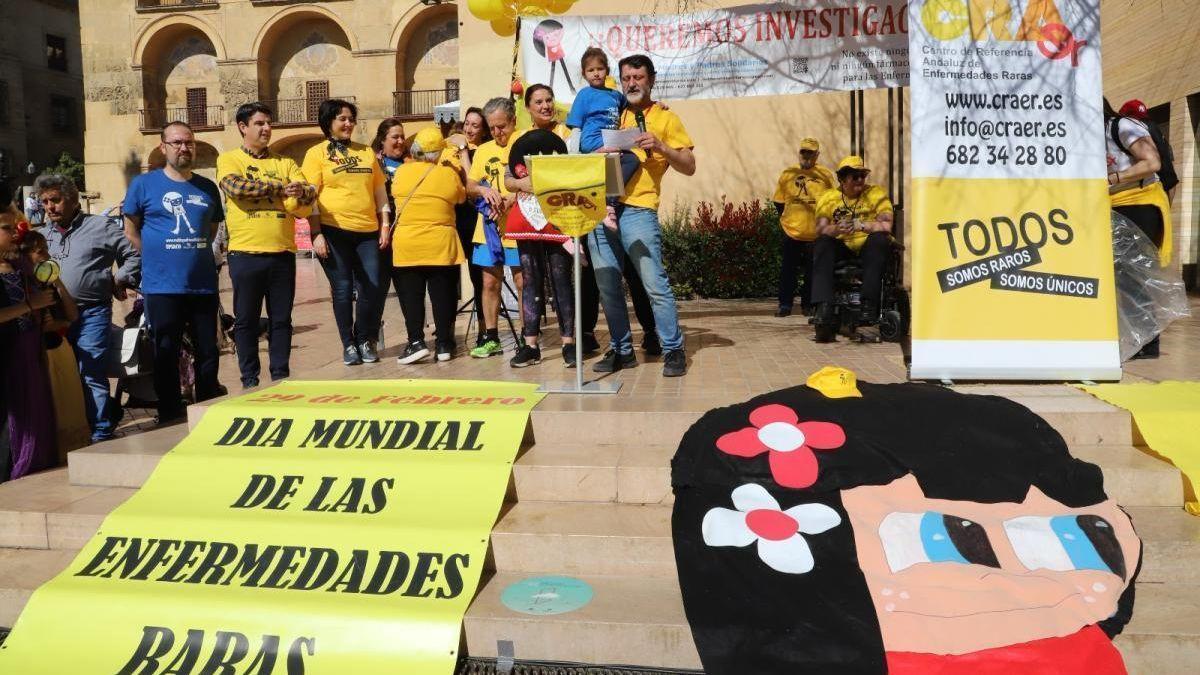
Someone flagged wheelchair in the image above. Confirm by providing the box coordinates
[825,241,910,343]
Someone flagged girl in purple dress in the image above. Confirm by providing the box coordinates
[0,215,59,480]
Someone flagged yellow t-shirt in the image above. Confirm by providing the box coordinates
[216,149,308,253]
[773,164,837,241]
[618,104,694,210]
[814,184,893,252]
[466,134,523,249]
[390,162,466,267]
[301,141,386,233]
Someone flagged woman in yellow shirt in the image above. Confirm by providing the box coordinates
[301,99,391,366]
[465,97,524,359]
[390,128,467,364]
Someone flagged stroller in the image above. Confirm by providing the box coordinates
[110,296,233,410]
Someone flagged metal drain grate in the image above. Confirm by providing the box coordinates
[456,657,704,675]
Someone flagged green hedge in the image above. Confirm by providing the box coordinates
[661,199,782,299]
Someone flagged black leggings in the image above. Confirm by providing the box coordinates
[518,240,574,339]
[1113,204,1164,248]
[393,266,459,347]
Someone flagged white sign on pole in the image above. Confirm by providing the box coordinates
[519,2,910,103]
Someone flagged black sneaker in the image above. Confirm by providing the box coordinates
[359,341,380,363]
[343,344,363,366]
[593,349,636,373]
[398,340,430,365]
[663,349,687,377]
[436,341,455,362]
[242,378,260,390]
[581,332,600,355]
[775,306,792,317]
[510,345,542,368]
[642,332,662,356]
[562,344,578,368]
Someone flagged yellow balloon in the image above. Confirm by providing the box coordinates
[519,5,550,17]
[491,16,518,37]
[468,0,506,22]
[547,0,573,13]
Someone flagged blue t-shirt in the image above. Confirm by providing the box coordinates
[123,170,223,294]
[566,85,626,154]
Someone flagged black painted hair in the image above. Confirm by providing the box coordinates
[318,99,357,139]
[235,102,273,128]
[671,383,1132,674]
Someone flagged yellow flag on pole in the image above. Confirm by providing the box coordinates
[530,154,606,238]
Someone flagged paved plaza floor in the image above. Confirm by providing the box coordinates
[113,259,1199,435]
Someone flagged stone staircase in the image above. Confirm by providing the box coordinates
[1,387,1198,672]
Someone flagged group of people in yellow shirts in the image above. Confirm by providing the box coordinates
[771,138,895,343]
[215,49,697,381]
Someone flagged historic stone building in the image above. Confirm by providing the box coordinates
[76,1,1198,282]
[0,0,84,186]
[79,0,459,203]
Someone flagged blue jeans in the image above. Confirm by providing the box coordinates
[318,227,385,348]
[587,205,683,354]
[68,303,118,441]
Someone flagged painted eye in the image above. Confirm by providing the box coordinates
[879,512,1000,573]
[1004,515,1126,579]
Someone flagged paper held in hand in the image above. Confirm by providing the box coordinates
[601,127,641,151]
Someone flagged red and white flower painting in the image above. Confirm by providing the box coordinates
[715,404,846,489]
[702,483,842,574]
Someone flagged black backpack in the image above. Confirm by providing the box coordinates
[1110,117,1178,192]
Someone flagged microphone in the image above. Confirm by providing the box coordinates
[634,110,647,132]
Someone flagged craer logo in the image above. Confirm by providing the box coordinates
[920,0,1085,66]
[545,189,599,211]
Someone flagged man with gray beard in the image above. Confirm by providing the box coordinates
[588,53,696,378]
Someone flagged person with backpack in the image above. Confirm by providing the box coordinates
[1104,98,1173,359]
[1117,99,1179,199]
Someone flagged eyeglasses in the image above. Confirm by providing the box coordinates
[163,140,196,149]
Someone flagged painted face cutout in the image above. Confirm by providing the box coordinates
[842,475,1139,656]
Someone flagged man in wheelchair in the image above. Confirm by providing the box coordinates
[811,156,894,343]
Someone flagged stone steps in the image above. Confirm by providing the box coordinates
[463,571,1200,673]
[66,433,1177,509]
[4,384,1196,673]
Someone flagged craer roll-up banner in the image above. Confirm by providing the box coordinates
[0,380,543,674]
[908,0,1120,380]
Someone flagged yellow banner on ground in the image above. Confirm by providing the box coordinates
[530,154,605,238]
[0,380,543,674]
[1082,381,1200,515]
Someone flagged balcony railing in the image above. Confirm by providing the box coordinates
[392,90,452,121]
[136,0,219,10]
[139,105,224,133]
[263,96,356,127]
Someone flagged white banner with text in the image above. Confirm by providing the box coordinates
[519,2,910,102]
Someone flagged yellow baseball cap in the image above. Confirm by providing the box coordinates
[837,155,870,173]
[799,137,820,152]
[806,366,863,399]
[413,127,445,153]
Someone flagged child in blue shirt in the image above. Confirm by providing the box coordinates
[566,47,641,229]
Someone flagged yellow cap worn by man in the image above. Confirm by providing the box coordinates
[810,156,895,343]
[771,137,836,316]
